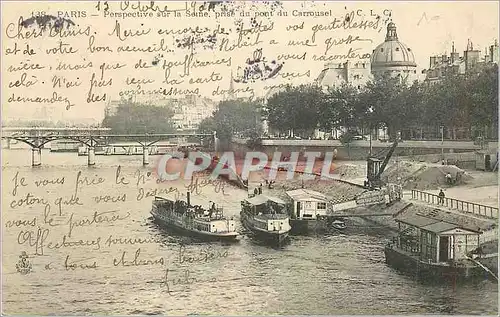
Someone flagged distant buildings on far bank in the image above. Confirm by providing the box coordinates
[105,95,218,131]
[422,40,499,83]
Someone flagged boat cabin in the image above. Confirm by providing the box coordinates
[393,207,492,263]
[286,189,329,220]
[242,195,290,232]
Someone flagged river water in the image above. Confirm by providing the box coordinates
[2,149,497,315]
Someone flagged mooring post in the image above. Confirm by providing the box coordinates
[31,147,41,166]
[143,146,149,165]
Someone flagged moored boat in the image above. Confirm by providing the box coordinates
[240,194,291,246]
[384,204,498,282]
[151,193,238,241]
[50,140,80,152]
[330,219,347,230]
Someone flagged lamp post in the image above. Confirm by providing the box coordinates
[367,106,374,157]
[440,125,444,163]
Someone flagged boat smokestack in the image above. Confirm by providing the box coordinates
[187,191,191,206]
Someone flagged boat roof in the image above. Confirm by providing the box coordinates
[154,196,176,202]
[286,189,329,202]
[108,142,176,146]
[244,195,286,205]
[394,204,495,234]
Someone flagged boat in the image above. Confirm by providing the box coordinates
[285,188,332,234]
[78,142,178,156]
[50,140,81,152]
[240,194,291,246]
[151,193,238,241]
[78,145,106,156]
[330,219,347,230]
[384,204,498,281]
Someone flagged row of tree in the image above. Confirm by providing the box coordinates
[265,65,498,139]
[102,102,175,134]
[101,64,497,144]
[198,99,262,148]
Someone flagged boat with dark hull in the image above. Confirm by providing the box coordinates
[151,193,238,241]
[384,244,488,281]
[240,194,291,246]
[384,204,498,282]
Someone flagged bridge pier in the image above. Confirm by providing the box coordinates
[31,148,41,166]
[143,147,149,165]
[88,146,96,166]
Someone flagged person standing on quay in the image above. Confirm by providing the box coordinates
[438,189,445,205]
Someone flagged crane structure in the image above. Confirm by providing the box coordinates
[365,140,399,189]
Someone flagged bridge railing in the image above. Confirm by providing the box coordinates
[410,189,498,219]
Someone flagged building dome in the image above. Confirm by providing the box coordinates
[371,22,416,69]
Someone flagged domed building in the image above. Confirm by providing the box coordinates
[371,22,418,83]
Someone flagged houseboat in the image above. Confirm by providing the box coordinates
[285,189,346,234]
[151,193,238,241]
[77,145,106,156]
[240,194,291,246]
[50,140,81,152]
[78,142,178,156]
[384,204,498,281]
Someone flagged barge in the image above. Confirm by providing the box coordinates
[384,204,498,281]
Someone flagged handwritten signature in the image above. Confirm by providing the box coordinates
[160,268,217,295]
[184,176,227,195]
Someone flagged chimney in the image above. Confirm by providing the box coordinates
[430,56,436,68]
[490,41,499,63]
[187,191,191,206]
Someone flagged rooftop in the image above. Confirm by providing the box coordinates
[244,195,286,206]
[286,188,329,202]
[394,203,496,233]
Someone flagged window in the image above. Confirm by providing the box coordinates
[380,48,384,52]
[305,202,312,208]
[395,47,400,51]
[317,202,326,209]
[407,48,411,51]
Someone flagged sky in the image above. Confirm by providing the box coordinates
[1,1,499,123]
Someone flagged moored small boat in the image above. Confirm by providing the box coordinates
[330,219,347,230]
[151,192,238,241]
[240,194,291,246]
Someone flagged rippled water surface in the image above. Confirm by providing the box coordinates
[2,150,498,315]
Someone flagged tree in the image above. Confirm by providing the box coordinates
[102,102,175,134]
[361,74,419,139]
[198,99,261,147]
[265,84,324,136]
[468,65,498,131]
[319,84,363,133]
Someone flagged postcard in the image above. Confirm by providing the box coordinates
[1,1,498,315]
